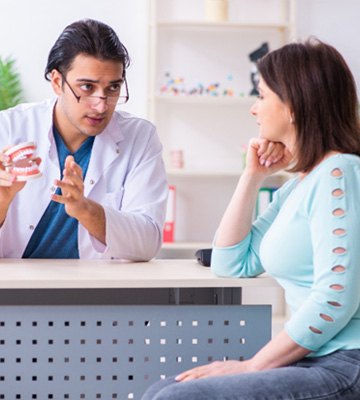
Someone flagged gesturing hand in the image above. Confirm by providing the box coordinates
[52,155,87,219]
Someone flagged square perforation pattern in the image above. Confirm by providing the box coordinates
[0,305,270,399]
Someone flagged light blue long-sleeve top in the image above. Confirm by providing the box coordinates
[211,154,360,357]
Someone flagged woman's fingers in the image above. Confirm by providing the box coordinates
[258,140,289,166]
[247,138,293,172]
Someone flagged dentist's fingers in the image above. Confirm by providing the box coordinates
[0,145,15,165]
[52,156,85,206]
[0,169,16,187]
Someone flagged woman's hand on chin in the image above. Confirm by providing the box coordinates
[245,138,293,177]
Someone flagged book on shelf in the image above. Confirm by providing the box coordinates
[163,185,176,243]
[256,187,277,217]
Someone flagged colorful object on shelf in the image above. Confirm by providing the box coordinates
[222,74,234,96]
[160,72,186,96]
[256,187,277,217]
[222,89,234,96]
[170,149,184,169]
[160,72,244,98]
[163,185,176,243]
[3,141,42,181]
[206,83,220,96]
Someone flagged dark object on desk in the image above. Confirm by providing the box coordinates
[249,42,269,96]
[195,248,212,267]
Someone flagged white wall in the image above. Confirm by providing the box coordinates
[295,0,360,90]
[0,0,149,118]
[0,0,359,119]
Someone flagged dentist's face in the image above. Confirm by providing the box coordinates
[51,54,124,147]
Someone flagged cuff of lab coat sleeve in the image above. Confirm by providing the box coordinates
[89,234,107,254]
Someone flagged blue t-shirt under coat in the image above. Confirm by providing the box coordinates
[22,128,94,259]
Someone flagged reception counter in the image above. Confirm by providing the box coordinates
[0,259,278,399]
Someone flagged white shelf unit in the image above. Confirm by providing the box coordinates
[155,21,290,30]
[159,241,212,260]
[149,0,295,250]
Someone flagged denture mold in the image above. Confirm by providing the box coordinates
[3,142,42,181]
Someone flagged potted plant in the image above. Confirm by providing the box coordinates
[0,56,23,111]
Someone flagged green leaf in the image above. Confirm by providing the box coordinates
[0,56,24,110]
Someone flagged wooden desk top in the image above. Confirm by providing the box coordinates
[0,259,279,289]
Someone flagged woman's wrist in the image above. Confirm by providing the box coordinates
[240,169,266,189]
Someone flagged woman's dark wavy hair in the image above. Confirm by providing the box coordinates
[44,19,130,80]
[257,38,360,172]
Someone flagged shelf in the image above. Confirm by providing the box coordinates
[162,242,211,250]
[158,242,212,260]
[166,169,242,178]
[154,20,289,31]
[166,169,292,181]
[150,0,294,246]
[153,94,255,105]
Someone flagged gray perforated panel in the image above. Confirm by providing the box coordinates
[0,305,270,399]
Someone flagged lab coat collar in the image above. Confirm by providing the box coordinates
[83,111,125,197]
[40,101,125,194]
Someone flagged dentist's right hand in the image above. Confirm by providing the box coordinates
[0,150,26,203]
[0,148,42,226]
[0,148,36,226]
[0,165,26,227]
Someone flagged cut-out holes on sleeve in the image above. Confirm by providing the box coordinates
[332,208,345,217]
[327,300,342,308]
[330,284,344,291]
[309,326,322,334]
[332,188,344,198]
[328,167,346,319]
[330,168,343,178]
[332,247,346,255]
[319,313,334,322]
[332,228,346,236]
[331,265,346,273]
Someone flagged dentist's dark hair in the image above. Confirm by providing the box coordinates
[44,19,130,79]
[257,38,360,172]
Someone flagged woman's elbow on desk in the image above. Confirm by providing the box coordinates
[211,247,262,278]
[211,251,244,278]
[211,263,252,278]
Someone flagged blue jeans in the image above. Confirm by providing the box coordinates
[141,349,360,400]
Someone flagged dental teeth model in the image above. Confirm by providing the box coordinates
[3,142,42,181]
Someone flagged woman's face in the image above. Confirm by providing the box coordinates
[250,77,296,152]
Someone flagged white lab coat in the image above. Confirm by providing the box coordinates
[0,99,168,260]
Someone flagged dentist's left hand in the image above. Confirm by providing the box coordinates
[51,155,86,218]
[52,155,106,244]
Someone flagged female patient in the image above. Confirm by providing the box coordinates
[142,38,360,399]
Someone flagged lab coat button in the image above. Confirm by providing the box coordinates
[29,225,35,230]
[116,149,120,154]
[89,179,95,185]
[50,186,56,192]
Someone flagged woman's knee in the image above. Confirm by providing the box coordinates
[141,377,178,400]
[142,379,204,400]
